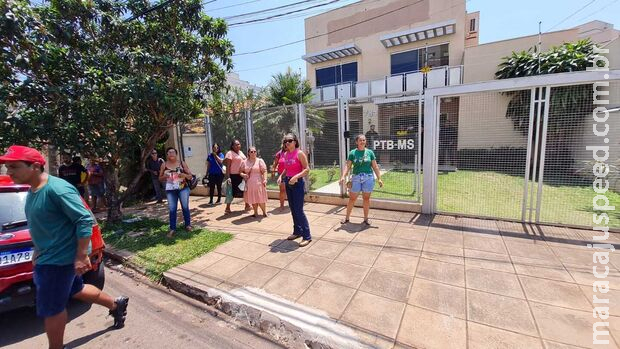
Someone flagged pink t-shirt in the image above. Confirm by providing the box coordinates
[283,149,303,177]
[225,150,246,174]
[275,150,286,173]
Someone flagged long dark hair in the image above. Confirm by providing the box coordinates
[212,143,222,154]
[283,133,299,149]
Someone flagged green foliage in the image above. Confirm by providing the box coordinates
[495,39,597,79]
[267,67,313,106]
[1,0,233,221]
[495,39,597,174]
[101,216,233,281]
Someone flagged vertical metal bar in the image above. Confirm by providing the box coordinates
[204,115,213,155]
[422,93,439,214]
[528,87,544,222]
[416,92,423,202]
[535,86,551,223]
[521,88,537,222]
[338,98,349,196]
[245,110,254,148]
[298,104,307,152]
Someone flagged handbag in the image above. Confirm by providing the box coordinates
[187,174,198,190]
[224,180,234,204]
[238,179,246,191]
[201,176,209,187]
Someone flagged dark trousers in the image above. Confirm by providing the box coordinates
[208,173,224,203]
[284,177,311,240]
[151,175,164,201]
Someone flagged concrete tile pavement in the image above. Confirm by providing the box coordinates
[125,197,620,349]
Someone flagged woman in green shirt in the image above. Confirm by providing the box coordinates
[339,134,383,225]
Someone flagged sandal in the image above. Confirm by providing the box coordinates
[341,218,350,224]
[362,220,371,226]
[166,230,175,238]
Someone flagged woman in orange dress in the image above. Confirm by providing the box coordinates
[240,146,268,217]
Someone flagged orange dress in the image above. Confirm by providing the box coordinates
[241,158,268,205]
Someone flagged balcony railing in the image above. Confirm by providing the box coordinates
[311,65,464,104]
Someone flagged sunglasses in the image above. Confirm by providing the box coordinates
[249,150,256,153]
[283,139,294,144]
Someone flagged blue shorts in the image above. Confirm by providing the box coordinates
[33,264,84,317]
[351,173,375,193]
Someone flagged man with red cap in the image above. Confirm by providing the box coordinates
[0,145,128,349]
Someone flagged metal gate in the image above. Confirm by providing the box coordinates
[423,70,620,229]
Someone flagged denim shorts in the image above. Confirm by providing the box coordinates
[351,173,375,193]
[33,264,84,317]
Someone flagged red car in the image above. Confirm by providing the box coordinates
[0,175,106,313]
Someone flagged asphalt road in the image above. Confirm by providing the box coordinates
[0,262,284,349]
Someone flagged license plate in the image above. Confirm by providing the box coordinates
[0,248,33,266]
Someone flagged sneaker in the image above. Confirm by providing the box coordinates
[298,239,312,247]
[287,234,301,240]
[109,296,129,329]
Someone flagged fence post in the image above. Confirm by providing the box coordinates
[204,115,213,154]
[337,97,349,197]
[422,94,439,214]
[245,109,254,148]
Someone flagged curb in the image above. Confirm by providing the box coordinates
[103,248,345,349]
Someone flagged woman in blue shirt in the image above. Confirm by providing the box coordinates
[206,143,225,205]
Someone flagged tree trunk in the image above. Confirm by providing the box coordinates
[104,163,123,223]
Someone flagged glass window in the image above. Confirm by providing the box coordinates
[315,62,358,87]
[424,43,449,68]
[470,18,476,32]
[391,49,420,75]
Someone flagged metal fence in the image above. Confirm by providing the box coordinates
[426,71,620,229]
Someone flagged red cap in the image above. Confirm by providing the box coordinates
[0,145,46,166]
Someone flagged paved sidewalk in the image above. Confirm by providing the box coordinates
[130,197,620,349]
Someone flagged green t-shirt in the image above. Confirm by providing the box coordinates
[25,175,94,266]
[348,148,376,175]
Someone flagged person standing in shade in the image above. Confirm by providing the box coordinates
[159,147,193,238]
[277,134,312,247]
[206,143,225,206]
[146,149,165,203]
[224,139,250,213]
[339,134,384,225]
[87,158,106,212]
[271,144,287,209]
[0,146,129,349]
[240,146,268,217]
[58,153,86,198]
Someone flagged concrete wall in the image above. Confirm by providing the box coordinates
[456,92,527,149]
[304,0,468,87]
[463,29,580,83]
[181,134,209,180]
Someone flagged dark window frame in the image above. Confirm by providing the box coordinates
[315,62,358,87]
[390,43,450,75]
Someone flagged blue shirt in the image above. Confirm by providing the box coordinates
[207,152,225,175]
[25,175,94,266]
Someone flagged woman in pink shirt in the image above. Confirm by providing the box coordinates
[277,133,312,247]
[240,146,268,217]
[224,139,250,213]
[271,144,287,209]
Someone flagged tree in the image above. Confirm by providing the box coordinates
[253,68,324,157]
[205,86,265,148]
[495,39,597,179]
[0,0,233,222]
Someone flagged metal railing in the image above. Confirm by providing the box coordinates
[311,65,464,103]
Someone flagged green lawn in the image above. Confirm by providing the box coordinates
[266,166,342,191]
[101,217,232,281]
[436,171,620,228]
[267,168,619,228]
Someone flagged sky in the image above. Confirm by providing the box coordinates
[213,0,620,87]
